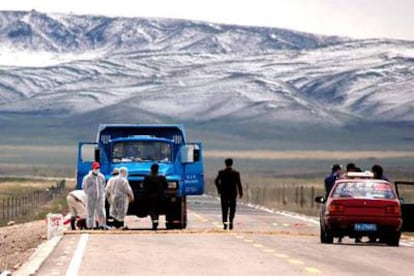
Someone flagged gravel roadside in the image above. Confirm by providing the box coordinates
[0,220,46,273]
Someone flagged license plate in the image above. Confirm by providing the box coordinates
[354,223,377,231]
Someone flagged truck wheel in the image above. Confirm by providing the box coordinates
[165,197,187,229]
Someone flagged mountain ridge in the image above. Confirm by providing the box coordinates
[0,10,413,149]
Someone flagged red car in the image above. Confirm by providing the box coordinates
[315,172,402,246]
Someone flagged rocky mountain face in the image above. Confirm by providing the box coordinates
[0,10,413,149]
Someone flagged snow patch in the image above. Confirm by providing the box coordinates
[0,47,106,67]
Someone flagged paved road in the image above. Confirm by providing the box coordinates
[36,195,414,275]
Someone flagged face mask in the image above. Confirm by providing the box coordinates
[92,169,99,175]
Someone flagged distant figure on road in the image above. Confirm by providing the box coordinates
[66,189,87,230]
[106,167,134,229]
[215,158,243,230]
[324,164,342,197]
[82,162,107,229]
[143,163,167,230]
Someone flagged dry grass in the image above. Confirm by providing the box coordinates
[0,145,74,154]
[0,180,57,198]
[205,150,414,160]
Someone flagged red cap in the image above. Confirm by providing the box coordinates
[91,162,100,169]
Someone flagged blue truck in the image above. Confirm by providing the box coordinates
[76,124,204,229]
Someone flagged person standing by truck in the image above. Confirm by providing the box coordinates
[106,167,134,229]
[82,162,107,229]
[215,158,243,230]
[143,163,167,230]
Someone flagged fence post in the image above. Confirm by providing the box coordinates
[2,198,5,221]
[11,197,14,219]
[311,186,315,208]
[300,186,304,208]
[295,186,299,205]
[7,197,10,221]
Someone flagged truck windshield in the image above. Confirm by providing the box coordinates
[112,141,172,163]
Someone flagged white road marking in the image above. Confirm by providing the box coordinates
[400,241,413,247]
[274,253,289,258]
[304,267,322,274]
[288,259,304,265]
[66,234,88,276]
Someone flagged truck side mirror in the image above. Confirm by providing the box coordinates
[180,144,200,163]
[194,147,200,162]
[94,148,100,163]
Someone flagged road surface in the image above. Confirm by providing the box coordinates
[35,195,414,275]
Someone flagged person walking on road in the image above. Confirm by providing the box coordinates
[143,163,167,230]
[215,158,243,230]
[82,162,107,229]
[106,167,134,229]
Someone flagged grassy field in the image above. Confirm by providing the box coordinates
[0,179,58,198]
[205,150,414,160]
[0,144,413,181]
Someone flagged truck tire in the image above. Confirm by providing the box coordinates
[166,196,187,229]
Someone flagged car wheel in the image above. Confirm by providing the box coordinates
[320,225,333,244]
[387,231,400,247]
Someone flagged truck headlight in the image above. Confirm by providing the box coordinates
[167,181,178,189]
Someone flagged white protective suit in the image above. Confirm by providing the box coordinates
[82,170,106,228]
[106,171,134,223]
[66,190,87,219]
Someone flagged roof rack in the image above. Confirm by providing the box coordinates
[346,171,374,178]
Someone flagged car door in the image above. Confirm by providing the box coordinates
[395,181,414,232]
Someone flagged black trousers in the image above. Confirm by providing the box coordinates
[221,196,236,223]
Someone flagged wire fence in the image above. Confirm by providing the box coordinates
[205,177,324,217]
[0,180,66,226]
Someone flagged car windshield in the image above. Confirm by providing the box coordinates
[112,141,172,163]
[332,181,395,199]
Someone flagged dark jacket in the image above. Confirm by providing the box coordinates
[324,173,339,197]
[143,175,166,200]
[215,168,243,198]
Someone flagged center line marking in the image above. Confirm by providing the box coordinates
[288,259,304,265]
[66,234,88,276]
[274,253,288,258]
[304,267,321,274]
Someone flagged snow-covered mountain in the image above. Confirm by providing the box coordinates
[0,10,413,147]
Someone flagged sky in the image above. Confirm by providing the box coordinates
[1,0,414,40]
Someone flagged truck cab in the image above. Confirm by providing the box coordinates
[76,124,204,229]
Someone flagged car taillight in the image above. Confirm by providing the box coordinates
[328,204,345,213]
[385,205,401,215]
